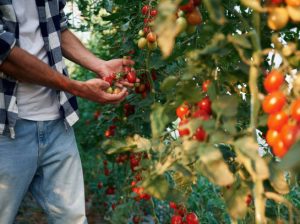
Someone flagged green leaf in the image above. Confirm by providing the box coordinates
[212,95,238,117]
[151,104,171,138]
[269,162,290,194]
[228,35,252,49]
[161,76,178,91]
[196,145,235,186]
[202,0,226,25]
[279,141,300,171]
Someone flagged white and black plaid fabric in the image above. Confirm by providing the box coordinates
[0,0,79,138]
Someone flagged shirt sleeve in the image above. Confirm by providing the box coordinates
[0,21,16,65]
[59,0,68,31]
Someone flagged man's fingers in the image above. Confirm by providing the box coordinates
[102,88,128,102]
[98,80,110,89]
[119,80,134,88]
[122,59,135,67]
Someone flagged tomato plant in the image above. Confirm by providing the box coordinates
[71,0,300,223]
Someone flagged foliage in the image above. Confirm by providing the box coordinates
[70,0,300,223]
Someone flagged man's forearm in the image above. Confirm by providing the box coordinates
[0,47,80,94]
[61,29,104,75]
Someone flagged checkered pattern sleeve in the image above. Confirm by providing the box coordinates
[0,19,16,65]
[59,0,68,31]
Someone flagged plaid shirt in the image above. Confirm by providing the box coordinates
[0,0,79,138]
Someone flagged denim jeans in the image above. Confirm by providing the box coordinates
[0,119,87,224]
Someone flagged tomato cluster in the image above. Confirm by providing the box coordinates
[176,80,212,142]
[263,70,300,158]
[137,4,159,50]
[169,202,199,224]
[131,180,151,201]
[267,0,300,30]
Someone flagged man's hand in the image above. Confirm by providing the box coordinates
[72,79,128,104]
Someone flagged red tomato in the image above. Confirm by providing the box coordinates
[186,212,199,224]
[245,194,252,206]
[127,71,137,83]
[150,9,158,17]
[97,182,103,189]
[186,8,202,25]
[141,5,150,15]
[178,120,190,136]
[179,0,194,12]
[171,215,183,224]
[193,0,201,6]
[169,201,177,210]
[104,168,110,176]
[124,66,132,73]
[133,216,140,224]
[202,80,211,92]
[147,32,157,43]
[271,0,283,4]
[197,97,212,114]
[266,129,280,147]
[143,26,150,34]
[103,76,113,85]
[263,70,284,93]
[272,139,288,158]
[193,126,206,142]
[105,187,115,195]
[262,91,286,114]
[291,99,300,122]
[176,104,190,119]
[267,111,289,131]
[192,109,210,120]
[280,124,299,149]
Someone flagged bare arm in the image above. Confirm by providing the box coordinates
[0,47,127,104]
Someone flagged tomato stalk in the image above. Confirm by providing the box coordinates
[146,50,156,95]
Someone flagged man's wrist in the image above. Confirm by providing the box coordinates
[89,58,106,77]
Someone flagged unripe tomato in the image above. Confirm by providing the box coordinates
[202,80,211,92]
[285,0,300,6]
[127,71,137,83]
[150,9,158,17]
[147,32,157,43]
[138,37,148,49]
[171,215,183,224]
[272,139,288,158]
[176,17,188,34]
[186,212,199,224]
[197,97,212,115]
[141,5,150,15]
[186,8,202,25]
[262,91,286,114]
[176,104,190,119]
[280,123,299,149]
[266,129,280,146]
[138,30,145,37]
[267,7,289,30]
[264,70,285,93]
[291,99,300,122]
[267,111,289,131]
[113,87,122,94]
[147,41,158,51]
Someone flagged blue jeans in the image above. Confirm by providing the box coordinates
[0,119,87,224]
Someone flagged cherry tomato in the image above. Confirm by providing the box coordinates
[135,84,146,94]
[133,216,140,224]
[280,123,299,149]
[202,80,211,92]
[271,0,284,3]
[262,91,286,114]
[245,194,252,206]
[267,7,289,30]
[266,129,280,146]
[264,70,284,93]
[124,66,132,73]
[105,129,114,138]
[291,99,300,122]
[171,215,183,224]
[179,0,194,12]
[193,126,207,142]
[186,212,199,224]
[267,111,289,131]
[192,109,210,120]
[103,76,113,85]
[150,9,158,17]
[141,5,150,15]
[146,32,157,43]
[143,26,150,34]
[186,8,202,25]
[169,201,177,210]
[104,168,110,176]
[178,119,190,136]
[272,139,289,158]
[176,104,190,119]
[127,71,137,83]
[193,0,201,6]
[105,187,115,195]
[97,182,103,189]
[197,97,212,115]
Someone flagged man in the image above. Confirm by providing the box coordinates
[0,0,133,223]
